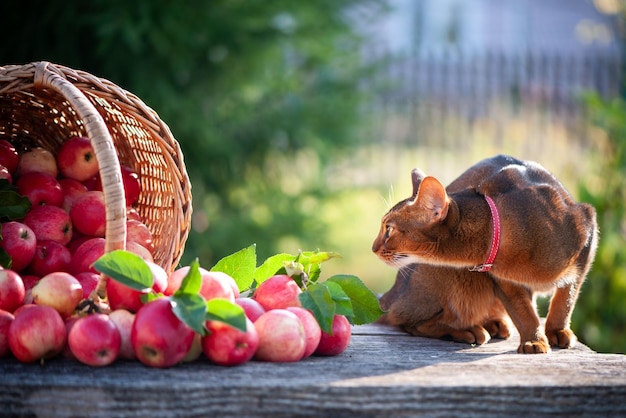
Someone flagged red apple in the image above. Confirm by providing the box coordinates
[16,171,64,207]
[28,240,72,277]
[131,297,195,368]
[125,241,154,263]
[108,309,136,360]
[126,219,154,254]
[314,314,351,356]
[126,207,142,222]
[106,260,167,312]
[253,274,302,310]
[17,147,58,178]
[62,315,80,360]
[68,313,120,366]
[235,297,266,322]
[165,266,236,302]
[121,165,141,206]
[0,309,14,357]
[8,304,66,363]
[57,136,99,181]
[66,232,90,255]
[182,333,203,363]
[254,309,306,362]
[0,221,37,272]
[59,178,88,212]
[0,164,11,183]
[69,237,105,275]
[286,307,322,359]
[24,205,72,245]
[21,275,39,305]
[70,191,106,237]
[31,272,83,318]
[75,272,99,299]
[0,140,19,174]
[202,317,259,366]
[0,269,25,313]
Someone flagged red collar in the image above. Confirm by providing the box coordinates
[469,195,501,273]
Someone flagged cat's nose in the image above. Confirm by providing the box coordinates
[371,240,380,253]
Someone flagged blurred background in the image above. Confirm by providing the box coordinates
[2,0,624,353]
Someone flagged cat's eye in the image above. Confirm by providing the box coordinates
[384,225,393,240]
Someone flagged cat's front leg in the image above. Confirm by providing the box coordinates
[493,279,551,354]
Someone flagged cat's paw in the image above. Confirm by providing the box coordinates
[450,326,491,345]
[517,339,551,354]
[546,328,577,349]
[484,318,511,340]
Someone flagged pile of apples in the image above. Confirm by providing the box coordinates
[0,138,351,368]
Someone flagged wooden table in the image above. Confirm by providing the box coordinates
[1,323,625,417]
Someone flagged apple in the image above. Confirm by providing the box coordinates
[131,297,195,368]
[59,178,88,212]
[24,205,72,245]
[126,219,154,254]
[0,309,14,357]
[235,297,266,322]
[57,136,99,181]
[28,240,72,277]
[106,260,167,312]
[8,304,66,363]
[69,237,105,275]
[68,313,120,367]
[0,140,19,174]
[31,271,83,318]
[21,275,39,305]
[165,266,236,302]
[75,272,99,299]
[70,191,106,237]
[286,307,322,359]
[126,207,142,222]
[182,333,203,363]
[16,171,64,207]
[314,314,351,356]
[125,241,154,263]
[0,269,25,313]
[108,309,136,360]
[62,315,80,360]
[0,164,11,183]
[17,147,58,178]
[0,221,37,272]
[254,309,306,362]
[121,165,141,206]
[253,274,302,310]
[202,317,259,366]
[66,232,91,255]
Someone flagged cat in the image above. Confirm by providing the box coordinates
[378,263,512,345]
[373,154,598,354]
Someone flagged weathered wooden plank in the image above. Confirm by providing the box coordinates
[1,323,625,417]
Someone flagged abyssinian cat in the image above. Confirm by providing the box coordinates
[373,155,598,354]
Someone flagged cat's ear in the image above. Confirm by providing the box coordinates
[411,168,427,198]
[413,176,449,223]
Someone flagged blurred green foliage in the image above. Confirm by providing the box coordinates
[573,93,626,354]
[1,0,385,265]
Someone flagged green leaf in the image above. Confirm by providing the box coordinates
[254,253,295,284]
[171,293,208,335]
[323,280,354,317]
[297,250,342,265]
[299,283,336,334]
[93,250,153,291]
[176,258,202,295]
[0,190,31,220]
[327,275,384,325]
[0,248,12,270]
[211,244,256,292]
[206,298,247,332]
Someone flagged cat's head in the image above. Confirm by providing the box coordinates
[372,168,450,268]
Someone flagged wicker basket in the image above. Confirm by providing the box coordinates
[0,61,192,280]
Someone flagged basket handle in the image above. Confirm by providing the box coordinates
[34,61,127,299]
